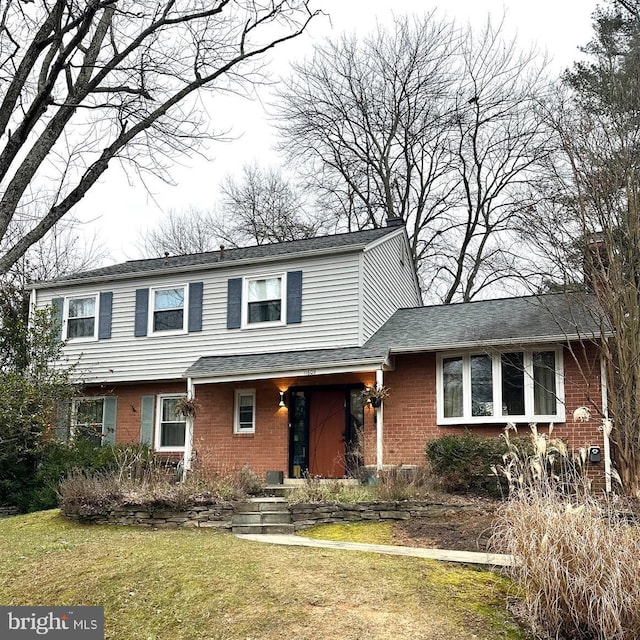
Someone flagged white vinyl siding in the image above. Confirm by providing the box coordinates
[36,251,363,383]
[362,232,421,342]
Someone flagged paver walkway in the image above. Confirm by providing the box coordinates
[235,533,513,567]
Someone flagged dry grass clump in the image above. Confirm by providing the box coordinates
[492,424,640,640]
[494,492,640,640]
[286,477,373,504]
[373,465,433,501]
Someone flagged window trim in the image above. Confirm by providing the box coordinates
[63,294,99,342]
[436,347,565,425]
[71,397,105,443]
[234,389,256,434]
[155,393,187,452]
[241,273,287,329]
[148,284,189,336]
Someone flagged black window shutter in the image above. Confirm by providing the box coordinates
[51,297,64,341]
[286,270,303,324]
[188,282,203,332]
[98,291,113,340]
[134,288,149,337]
[227,278,242,329]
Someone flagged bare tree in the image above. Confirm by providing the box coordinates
[138,207,218,257]
[216,162,325,246]
[276,14,552,302]
[0,0,316,275]
[527,0,640,494]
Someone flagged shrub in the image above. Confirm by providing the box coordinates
[59,462,262,516]
[425,431,523,494]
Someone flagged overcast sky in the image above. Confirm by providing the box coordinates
[75,0,601,264]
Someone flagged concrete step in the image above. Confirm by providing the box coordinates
[232,511,292,526]
[232,523,295,535]
[235,498,289,513]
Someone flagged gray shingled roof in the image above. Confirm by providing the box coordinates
[185,346,390,379]
[33,226,397,287]
[365,293,604,353]
[185,293,603,380]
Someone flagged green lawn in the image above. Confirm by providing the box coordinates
[0,511,525,640]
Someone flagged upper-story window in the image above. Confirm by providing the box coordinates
[437,348,565,425]
[150,286,187,334]
[65,295,98,340]
[244,275,285,326]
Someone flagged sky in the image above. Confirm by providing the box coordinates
[74,0,601,264]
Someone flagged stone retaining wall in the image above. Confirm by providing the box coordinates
[289,501,473,531]
[65,504,234,528]
[0,506,18,518]
[64,500,472,530]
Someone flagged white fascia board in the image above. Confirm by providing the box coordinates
[29,242,378,291]
[361,226,404,253]
[189,360,394,385]
[387,333,606,355]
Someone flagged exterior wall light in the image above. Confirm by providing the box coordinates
[279,391,286,408]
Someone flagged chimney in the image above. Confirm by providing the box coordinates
[386,215,404,228]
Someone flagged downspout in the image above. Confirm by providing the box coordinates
[182,377,195,482]
[376,369,384,471]
[600,353,612,493]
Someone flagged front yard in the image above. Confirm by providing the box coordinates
[0,510,525,640]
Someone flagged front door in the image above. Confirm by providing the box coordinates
[308,389,346,477]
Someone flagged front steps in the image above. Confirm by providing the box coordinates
[232,497,293,535]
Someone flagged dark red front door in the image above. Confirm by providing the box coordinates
[308,389,346,477]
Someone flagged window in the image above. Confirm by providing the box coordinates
[65,295,98,340]
[437,349,564,424]
[150,286,187,334]
[72,398,104,445]
[156,395,187,450]
[234,389,256,433]
[244,275,284,326]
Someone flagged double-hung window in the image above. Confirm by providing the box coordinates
[234,389,256,434]
[244,275,284,326]
[438,348,564,425]
[150,286,187,334]
[65,295,98,340]
[156,395,187,451]
[72,398,105,445]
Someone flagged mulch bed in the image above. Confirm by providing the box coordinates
[391,497,499,552]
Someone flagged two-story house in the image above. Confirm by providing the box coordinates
[30,222,609,481]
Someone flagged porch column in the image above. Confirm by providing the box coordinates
[376,369,384,471]
[183,377,195,479]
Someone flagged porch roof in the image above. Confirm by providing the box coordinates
[365,292,604,354]
[185,346,390,382]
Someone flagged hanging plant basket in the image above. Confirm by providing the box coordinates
[361,384,390,407]
[174,397,199,418]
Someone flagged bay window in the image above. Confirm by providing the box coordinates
[437,348,564,424]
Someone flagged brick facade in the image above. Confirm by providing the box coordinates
[82,341,606,479]
[380,341,605,468]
